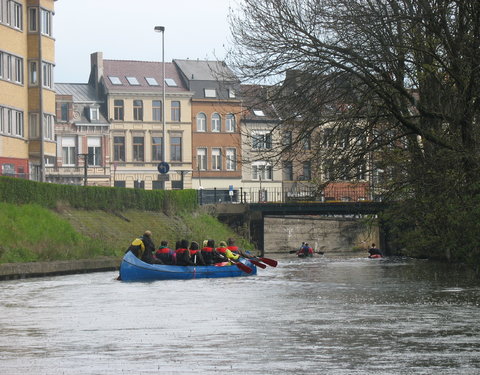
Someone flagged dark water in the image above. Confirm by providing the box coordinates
[0,255,479,375]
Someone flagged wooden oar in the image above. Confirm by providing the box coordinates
[242,257,267,269]
[230,259,253,273]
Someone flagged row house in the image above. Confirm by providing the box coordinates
[46,82,110,186]
[0,0,56,181]
[174,59,242,199]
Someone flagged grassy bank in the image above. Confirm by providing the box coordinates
[0,202,253,264]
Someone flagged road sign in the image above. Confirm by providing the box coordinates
[157,162,170,174]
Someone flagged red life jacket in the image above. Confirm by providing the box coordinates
[201,247,213,252]
[227,246,239,253]
[175,248,189,254]
[156,247,171,254]
[189,249,199,255]
[216,247,227,254]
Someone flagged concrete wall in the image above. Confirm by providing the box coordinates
[263,215,379,253]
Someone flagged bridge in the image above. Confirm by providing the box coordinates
[214,201,387,253]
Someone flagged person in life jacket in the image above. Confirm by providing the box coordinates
[216,241,239,263]
[227,238,240,254]
[201,239,215,265]
[128,230,163,264]
[368,243,382,257]
[175,239,193,266]
[189,241,206,265]
[155,240,174,265]
[297,242,313,258]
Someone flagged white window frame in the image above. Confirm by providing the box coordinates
[88,137,102,166]
[211,113,221,132]
[226,148,236,171]
[197,148,207,171]
[211,148,221,171]
[41,8,51,36]
[90,107,99,121]
[252,131,272,150]
[43,114,54,141]
[204,88,217,98]
[42,61,53,89]
[196,113,206,132]
[62,137,77,166]
[226,114,235,132]
[29,112,39,138]
[28,7,37,32]
[29,60,37,85]
[252,161,273,181]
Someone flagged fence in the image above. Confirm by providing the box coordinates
[197,183,376,205]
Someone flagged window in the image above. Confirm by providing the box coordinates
[171,101,180,122]
[28,7,37,32]
[212,148,221,170]
[0,52,3,79]
[204,88,216,98]
[152,136,163,161]
[13,56,23,84]
[226,114,235,132]
[60,103,69,121]
[226,148,236,171]
[90,107,99,121]
[165,78,177,87]
[2,163,15,176]
[196,113,206,132]
[283,161,293,181]
[43,114,54,140]
[302,135,311,150]
[1,106,23,137]
[252,162,273,180]
[1,53,24,84]
[302,161,311,180]
[113,136,125,162]
[29,61,37,85]
[252,132,272,150]
[146,77,158,86]
[109,76,122,85]
[62,137,76,166]
[211,113,221,132]
[197,148,207,170]
[28,113,39,138]
[87,137,102,166]
[14,110,23,137]
[283,131,292,146]
[133,136,144,162]
[42,62,53,89]
[114,100,124,120]
[126,76,140,85]
[0,107,3,133]
[152,100,162,121]
[133,100,143,121]
[170,136,182,161]
[228,89,235,98]
[40,8,51,36]
[253,110,265,117]
[4,1,23,30]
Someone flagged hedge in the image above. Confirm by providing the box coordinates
[0,176,197,213]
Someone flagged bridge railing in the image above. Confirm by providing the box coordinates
[197,183,379,205]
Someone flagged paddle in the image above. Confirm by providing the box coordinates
[242,253,278,267]
[289,249,324,255]
[230,259,253,273]
[242,257,267,269]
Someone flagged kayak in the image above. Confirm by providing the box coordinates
[119,251,257,281]
[368,254,383,259]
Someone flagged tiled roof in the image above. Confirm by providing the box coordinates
[55,83,99,102]
[174,59,238,82]
[103,60,189,93]
[241,84,279,121]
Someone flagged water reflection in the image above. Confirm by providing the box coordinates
[0,255,479,374]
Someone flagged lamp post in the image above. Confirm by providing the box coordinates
[79,153,89,186]
[154,26,166,163]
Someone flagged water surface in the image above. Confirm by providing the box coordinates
[0,255,479,374]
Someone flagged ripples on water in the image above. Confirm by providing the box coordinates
[0,255,479,374]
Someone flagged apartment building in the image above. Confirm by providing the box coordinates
[89,52,193,190]
[47,82,111,186]
[0,0,56,180]
[174,59,242,198]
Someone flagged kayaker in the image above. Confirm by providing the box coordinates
[189,241,206,265]
[201,239,215,265]
[127,230,163,264]
[155,240,174,265]
[368,243,382,257]
[175,239,193,266]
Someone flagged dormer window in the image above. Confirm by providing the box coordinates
[228,89,236,98]
[165,78,177,87]
[253,110,265,117]
[204,89,217,98]
[90,107,99,121]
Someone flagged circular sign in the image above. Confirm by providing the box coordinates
[157,162,170,174]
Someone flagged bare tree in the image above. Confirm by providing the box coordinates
[228,0,480,262]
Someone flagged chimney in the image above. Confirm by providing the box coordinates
[89,52,104,96]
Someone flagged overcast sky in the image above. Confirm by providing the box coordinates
[54,0,236,83]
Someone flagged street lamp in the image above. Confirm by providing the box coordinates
[154,26,166,162]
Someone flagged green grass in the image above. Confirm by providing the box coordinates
[0,203,117,263]
[0,203,255,264]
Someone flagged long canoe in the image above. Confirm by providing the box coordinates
[119,251,257,281]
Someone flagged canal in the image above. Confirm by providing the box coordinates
[0,255,479,374]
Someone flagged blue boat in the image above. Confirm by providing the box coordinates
[119,251,257,281]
